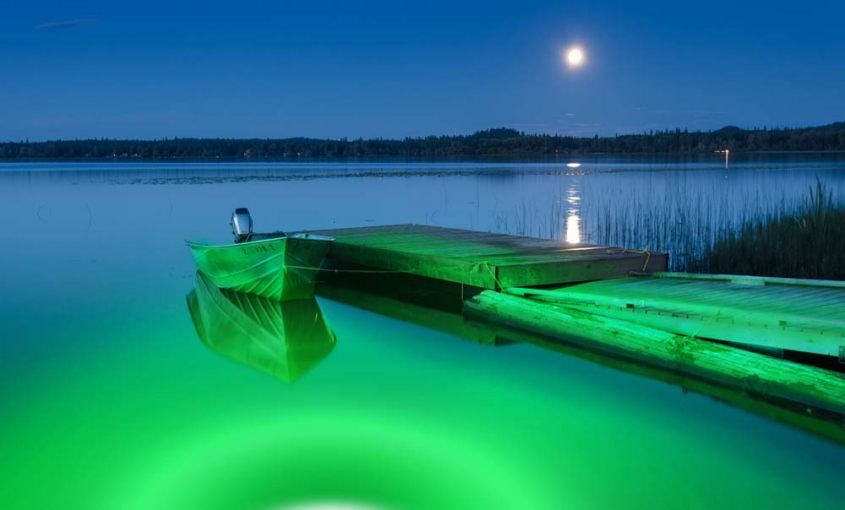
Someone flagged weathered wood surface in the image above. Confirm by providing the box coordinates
[507,273,845,357]
[464,290,845,414]
[312,224,667,289]
[642,271,845,289]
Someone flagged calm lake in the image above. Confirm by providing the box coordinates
[2,155,845,510]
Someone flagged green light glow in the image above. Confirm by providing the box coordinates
[2,293,844,510]
[3,163,845,510]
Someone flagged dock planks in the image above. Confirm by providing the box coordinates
[507,272,845,358]
[465,290,845,415]
[312,224,667,289]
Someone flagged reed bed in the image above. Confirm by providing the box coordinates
[688,182,845,280]
[492,179,845,280]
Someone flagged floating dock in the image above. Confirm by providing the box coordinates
[313,224,667,290]
[507,272,845,359]
[302,224,845,419]
[315,271,845,445]
[464,290,845,415]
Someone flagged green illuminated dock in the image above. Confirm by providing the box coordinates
[506,272,845,359]
[312,224,667,290]
[309,224,845,417]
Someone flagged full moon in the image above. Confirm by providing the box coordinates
[566,47,584,66]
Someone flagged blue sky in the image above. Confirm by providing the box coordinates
[1,0,843,140]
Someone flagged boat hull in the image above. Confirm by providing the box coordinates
[187,233,333,301]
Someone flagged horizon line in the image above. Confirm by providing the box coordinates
[3,121,844,144]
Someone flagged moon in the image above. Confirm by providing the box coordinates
[566,47,584,67]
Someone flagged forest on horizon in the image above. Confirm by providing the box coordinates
[2,123,845,159]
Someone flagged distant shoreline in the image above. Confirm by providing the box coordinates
[2,151,845,164]
[2,123,844,159]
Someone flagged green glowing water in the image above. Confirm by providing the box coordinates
[2,160,845,510]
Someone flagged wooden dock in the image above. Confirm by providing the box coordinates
[315,280,845,445]
[290,223,845,426]
[506,272,845,359]
[312,224,667,290]
[292,224,845,425]
[465,290,845,415]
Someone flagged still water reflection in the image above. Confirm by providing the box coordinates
[187,273,336,383]
[565,178,582,244]
[2,157,845,510]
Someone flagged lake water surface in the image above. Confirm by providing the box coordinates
[2,156,845,510]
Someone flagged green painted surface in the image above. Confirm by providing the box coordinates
[5,282,845,510]
[4,162,845,510]
[315,225,667,289]
[509,273,845,357]
[187,272,336,383]
[187,234,332,301]
[466,290,845,414]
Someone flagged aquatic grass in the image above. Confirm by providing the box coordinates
[491,180,845,280]
[688,181,845,280]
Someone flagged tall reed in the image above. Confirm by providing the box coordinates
[491,180,845,280]
[688,181,845,280]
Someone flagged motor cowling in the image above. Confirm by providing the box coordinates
[231,208,253,243]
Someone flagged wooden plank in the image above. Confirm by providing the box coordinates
[483,249,645,266]
[330,239,518,263]
[322,228,535,257]
[320,226,610,258]
[507,276,845,356]
[330,236,623,264]
[496,253,668,287]
[647,271,845,289]
[464,290,845,415]
[311,224,434,238]
[319,224,607,253]
[312,224,668,289]
[562,277,845,320]
[325,242,496,288]
[558,278,845,326]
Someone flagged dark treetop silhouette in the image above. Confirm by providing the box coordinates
[3,123,845,159]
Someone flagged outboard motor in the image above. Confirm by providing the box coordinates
[231,208,254,243]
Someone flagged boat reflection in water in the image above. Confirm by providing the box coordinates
[187,272,336,383]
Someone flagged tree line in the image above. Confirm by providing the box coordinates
[2,123,845,159]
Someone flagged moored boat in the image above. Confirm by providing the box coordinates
[186,208,333,301]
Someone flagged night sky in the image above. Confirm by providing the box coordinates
[2,0,843,140]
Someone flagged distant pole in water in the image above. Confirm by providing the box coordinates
[715,149,729,169]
